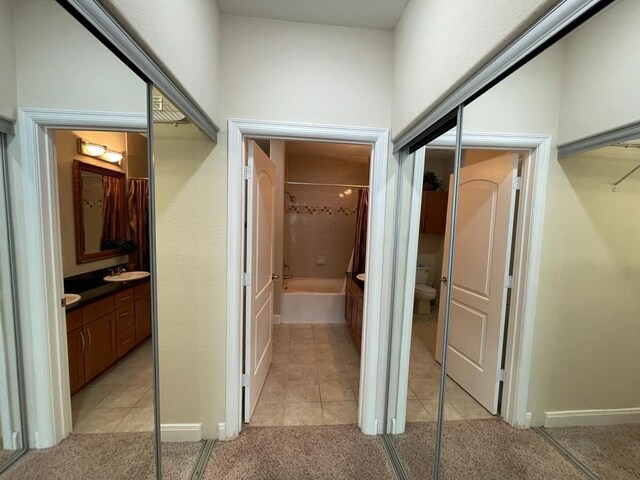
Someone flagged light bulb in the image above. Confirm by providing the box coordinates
[80,141,107,157]
[101,150,124,164]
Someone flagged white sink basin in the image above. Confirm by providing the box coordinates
[64,293,81,307]
[356,273,366,282]
[104,271,150,283]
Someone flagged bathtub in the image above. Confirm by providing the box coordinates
[281,277,346,324]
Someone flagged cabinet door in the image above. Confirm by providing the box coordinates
[135,294,152,343]
[84,313,115,382]
[423,191,449,234]
[67,328,86,395]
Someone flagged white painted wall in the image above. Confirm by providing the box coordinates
[219,15,393,128]
[0,0,16,120]
[392,0,556,136]
[101,0,220,122]
[557,0,640,144]
[154,123,224,440]
[13,0,145,113]
[529,147,640,421]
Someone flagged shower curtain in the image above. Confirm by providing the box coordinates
[353,188,368,274]
[101,176,125,249]
[128,178,150,271]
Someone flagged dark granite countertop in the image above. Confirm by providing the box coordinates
[65,277,149,313]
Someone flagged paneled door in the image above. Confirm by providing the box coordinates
[436,152,518,414]
[244,141,276,421]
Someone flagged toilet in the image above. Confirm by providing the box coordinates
[414,266,437,314]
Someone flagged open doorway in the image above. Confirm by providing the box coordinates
[404,146,529,424]
[52,129,153,435]
[243,139,371,427]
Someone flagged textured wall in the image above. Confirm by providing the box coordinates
[392,0,556,136]
[13,0,145,113]
[154,123,224,439]
[101,0,220,123]
[0,0,16,120]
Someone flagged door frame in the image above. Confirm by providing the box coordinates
[389,131,551,432]
[9,108,147,447]
[225,119,390,439]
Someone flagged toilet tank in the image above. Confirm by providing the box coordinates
[415,266,430,285]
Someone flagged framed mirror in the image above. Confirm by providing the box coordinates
[72,159,127,263]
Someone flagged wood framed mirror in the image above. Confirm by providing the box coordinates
[72,159,127,263]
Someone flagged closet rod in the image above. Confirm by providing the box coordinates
[285,181,369,188]
[612,162,640,191]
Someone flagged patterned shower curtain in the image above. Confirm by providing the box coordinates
[353,188,369,274]
[128,179,150,271]
[101,176,124,249]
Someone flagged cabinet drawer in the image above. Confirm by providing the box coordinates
[82,296,114,324]
[134,281,150,299]
[115,306,135,332]
[116,324,136,358]
[66,308,83,333]
[114,288,134,310]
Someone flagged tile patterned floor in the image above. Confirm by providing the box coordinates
[71,340,154,434]
[250,309,492,427]
[249,324,360,427]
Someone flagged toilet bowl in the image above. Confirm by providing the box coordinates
[414,266,437,314]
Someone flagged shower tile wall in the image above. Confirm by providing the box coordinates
[285,152,369,278]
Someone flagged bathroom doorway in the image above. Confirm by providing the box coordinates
[407,147,526,424]
[51,128,153,436]
[243,138,371,427]
[226,119,390,439]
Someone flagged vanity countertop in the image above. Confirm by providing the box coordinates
[65,277,149,312]
[347,272,365,291]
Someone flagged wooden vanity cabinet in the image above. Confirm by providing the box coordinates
[345,275,363,353]
[66,280,151,395]
[134,282,152,343]
[420,190,449,235]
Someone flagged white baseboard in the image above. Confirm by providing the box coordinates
[272,314,281,324]
[161,423,202,442]
[218,422,226,440]
[544,407,640,428]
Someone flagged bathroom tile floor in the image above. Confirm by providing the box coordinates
[250,312,492,427]
[71,340,154,434]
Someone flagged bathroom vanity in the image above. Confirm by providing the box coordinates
[66,278,151,395]
[345,273,364,353]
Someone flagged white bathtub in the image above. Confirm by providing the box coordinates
[281,277,346,324]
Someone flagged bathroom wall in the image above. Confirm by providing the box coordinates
[54,130,129,277]
[270,140,286,317]
[284,145,370,278]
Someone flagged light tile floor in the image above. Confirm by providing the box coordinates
[71,340,154,434]
[250,309,492,427]
[249,323,360,427]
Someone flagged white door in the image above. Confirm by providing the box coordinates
[244,141,277,421]
[436,152,518,414]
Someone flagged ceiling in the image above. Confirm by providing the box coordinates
[216,0,409,31]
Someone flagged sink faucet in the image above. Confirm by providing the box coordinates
[109,266,127,277]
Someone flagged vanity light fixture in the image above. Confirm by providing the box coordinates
[78,139,107,157]
[77,138,124,165]
[344,188,353,195]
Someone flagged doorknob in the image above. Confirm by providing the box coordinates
[271,274,279,282]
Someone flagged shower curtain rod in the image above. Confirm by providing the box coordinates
[130,177,149,180]
[285,181,369,188]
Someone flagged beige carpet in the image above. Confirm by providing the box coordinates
[202,425,396,480]
[4,433,203,480]
[543,424,640,480]
[392,419,587,479]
